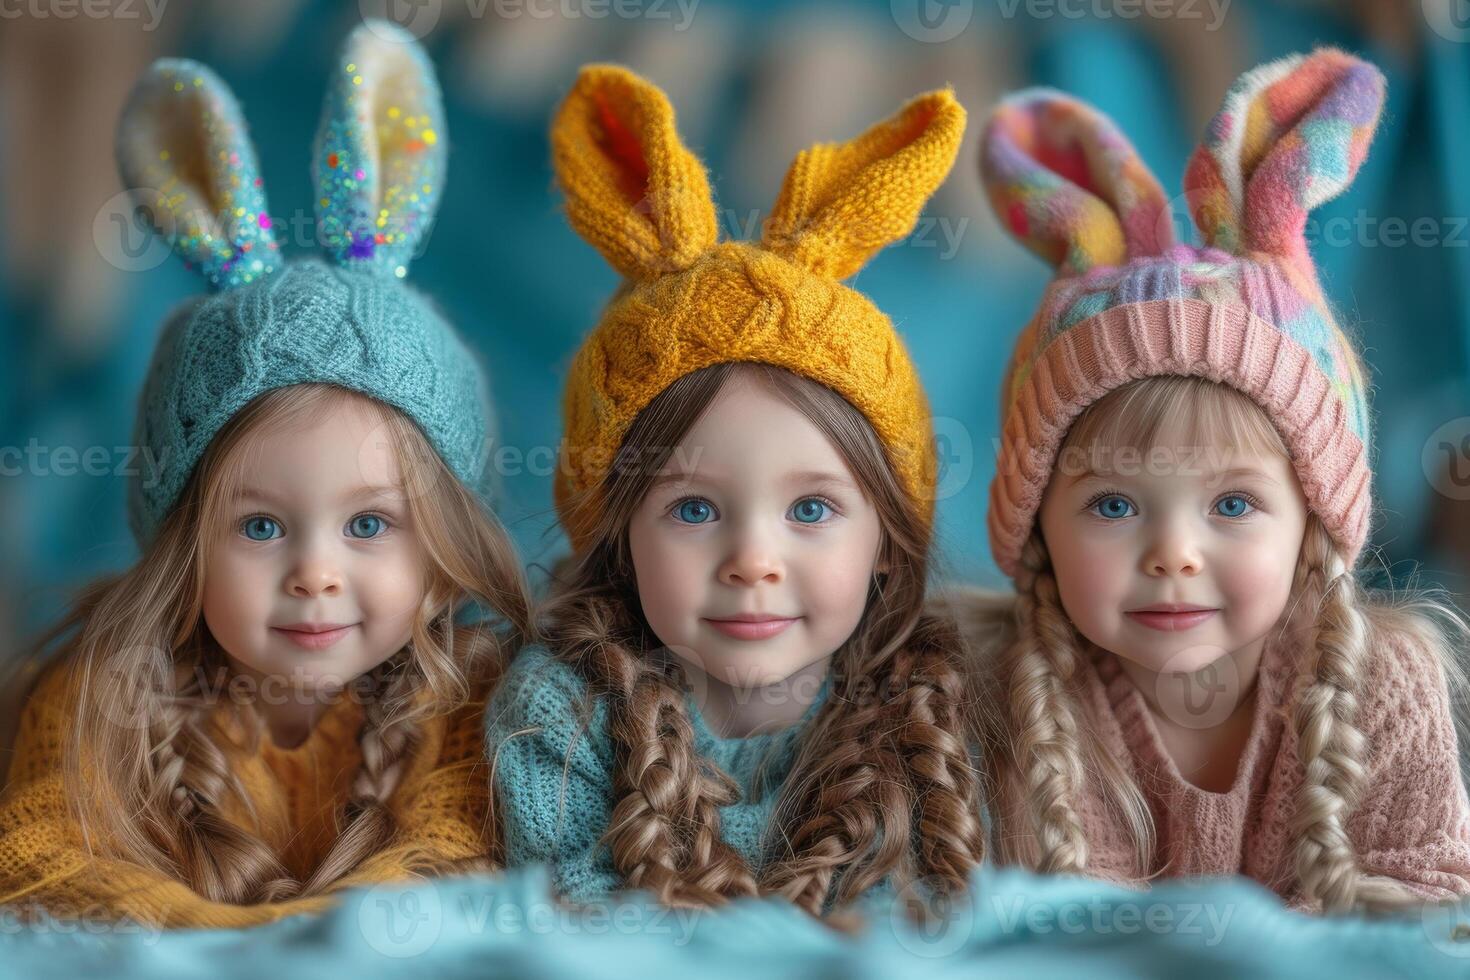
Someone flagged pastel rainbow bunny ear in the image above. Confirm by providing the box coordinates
[760,88,966,280]
[980,89,1171,274]
[312,21,447,278]
[116,59,280,290]
[551,65,719,281]
[1184,49,1385,276]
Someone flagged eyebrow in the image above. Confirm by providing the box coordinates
[1060,462,1283,486]
[647,469,859,492]
[237,484,406,507]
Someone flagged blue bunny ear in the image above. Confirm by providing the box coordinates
[312,20,447,277]
[116,59,281,290]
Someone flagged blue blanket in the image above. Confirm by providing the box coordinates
[2,866,1467,979]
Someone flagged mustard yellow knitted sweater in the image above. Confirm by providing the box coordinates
[0,663,494,929]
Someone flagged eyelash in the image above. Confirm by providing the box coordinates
[236,511,396,539]
[663,493,845,523]
[1079,488,1266,517]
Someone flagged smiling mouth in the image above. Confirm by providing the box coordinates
[701,616,800,641]
[271,624,358,650]
[1125,607,1218,632]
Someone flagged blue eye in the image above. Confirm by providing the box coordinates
[674,499,715,524]
[789,498,831,524]
[1092,495,1136,520]
[1214,495,1254,518]
[347,514,387,538]
[241,516,281,541]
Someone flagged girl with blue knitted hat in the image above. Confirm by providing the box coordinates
[0,22,530,928]
[486,65,986,918]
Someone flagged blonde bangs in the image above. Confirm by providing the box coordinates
[1061,375,1288,464]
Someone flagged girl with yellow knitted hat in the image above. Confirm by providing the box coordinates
[485,65,985,916]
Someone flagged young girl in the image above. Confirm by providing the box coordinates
[0,22,531,928]
[485,65,986,917]
[954,49,1470,914]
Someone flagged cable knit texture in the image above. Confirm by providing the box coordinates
[116,22,493,545]
[484,646,828,903]
[980,49,1382,575]
[1050,628,1470,904]
[550,64,965,551]
[0,663,494,929]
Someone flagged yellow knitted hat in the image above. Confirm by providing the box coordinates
[552,64,966,552]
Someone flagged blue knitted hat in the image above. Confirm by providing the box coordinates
[116,20,491,546]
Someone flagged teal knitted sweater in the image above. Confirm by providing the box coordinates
[484,645,831,903]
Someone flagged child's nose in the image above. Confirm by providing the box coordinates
[1140,521,1204,578]
[285,547,345,598]
[718,524,784,586]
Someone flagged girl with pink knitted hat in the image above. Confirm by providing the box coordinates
[952,48,1470,914]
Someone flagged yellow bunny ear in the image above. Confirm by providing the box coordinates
[551,64,718,280]
[761,89,966,280]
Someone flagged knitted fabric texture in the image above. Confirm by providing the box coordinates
[484,645,828,903]
[550,64,965,551]
[116,21,492,545]
[0,664,495,929]
[979,49,1382,576]
[1033,626,1470,906]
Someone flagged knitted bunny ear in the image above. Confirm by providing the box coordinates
[761,89,966,280]
[550,64,718,280]
[312,20,447,277]
[1184,49,1384,273]
[116,59,280,290]
[980,89,1171,274]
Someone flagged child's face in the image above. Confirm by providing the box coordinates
[202,396,426,694]
[627,374,884,690]
[1037,435,1308,676]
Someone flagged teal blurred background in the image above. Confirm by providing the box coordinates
[2,0,1469,669]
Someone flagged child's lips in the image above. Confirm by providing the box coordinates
[271,623,357,650]
[702,616,800,640]
[1125,607,1218,632]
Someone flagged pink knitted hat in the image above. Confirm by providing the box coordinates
[980,49,1384,578]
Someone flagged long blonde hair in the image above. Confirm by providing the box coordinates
[539,362,987,916]
[31,382,531,903]
[955,375,1469,914]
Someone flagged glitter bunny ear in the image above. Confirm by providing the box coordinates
[980,88,1171,274]
[116,59,280,290]
[312,20,447,278]
[1184,49,1384,277]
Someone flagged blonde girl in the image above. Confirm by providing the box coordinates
[952,49,1470,914]
[0,23,530,928]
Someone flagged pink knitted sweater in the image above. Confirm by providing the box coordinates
[1065,625,1470,906]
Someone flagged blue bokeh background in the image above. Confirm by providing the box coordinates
[3,0,1468,665]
